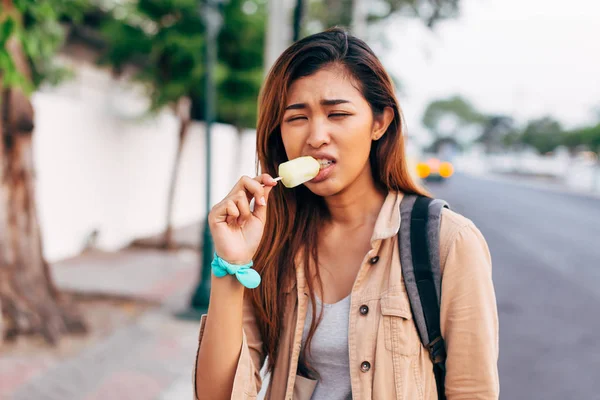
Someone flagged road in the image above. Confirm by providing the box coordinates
[430,173,600,400]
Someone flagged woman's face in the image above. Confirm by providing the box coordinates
[280,65,393,197]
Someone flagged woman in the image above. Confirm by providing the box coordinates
[195,28,499,400]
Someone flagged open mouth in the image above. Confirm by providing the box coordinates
[311,158,336,183]
[317,159,335,170]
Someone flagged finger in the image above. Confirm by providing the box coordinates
[233,193,252,226]
[240,175,276,206]
[253,174,279,205]
[225,200,240,225]
[252,183,276,222]
[255,173,278,187]
[224,200,240,226]
[227,176,260,204]
[209,199,240,226]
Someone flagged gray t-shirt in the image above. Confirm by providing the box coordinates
[300,295,352,400]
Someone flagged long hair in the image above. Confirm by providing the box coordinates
[250,27,428,374]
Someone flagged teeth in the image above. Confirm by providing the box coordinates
[318,159,333,169]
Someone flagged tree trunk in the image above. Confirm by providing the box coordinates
[0,71,86,343]
[163,97,192,249]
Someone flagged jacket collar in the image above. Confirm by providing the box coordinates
[282,191,404,294]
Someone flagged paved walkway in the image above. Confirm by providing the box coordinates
[1,245,205,400]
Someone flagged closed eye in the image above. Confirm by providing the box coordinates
[286,116,308,122]
[329,113,351,118]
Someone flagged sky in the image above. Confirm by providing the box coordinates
[380,0,600,143]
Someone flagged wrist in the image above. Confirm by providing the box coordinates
[214,252,252,266]
[211,253,261,289]
[220,257,253,265]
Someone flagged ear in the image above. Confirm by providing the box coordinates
[371,106,394,141]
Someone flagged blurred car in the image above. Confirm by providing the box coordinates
[416,156,454,182]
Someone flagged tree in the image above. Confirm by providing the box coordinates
[520,116,564,154]
[562,123,600,154]
[99,0,270,246]
[0,0,88,343]
[476,115,515,153]
[425,136,461,154]
[216,0,265,130]
[306,0,461,34]
[300,0,463,95]
[422,95,486,145]
[215,0,266,179]
[99,0,205,249]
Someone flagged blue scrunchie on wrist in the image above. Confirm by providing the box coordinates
[211,253,261,289]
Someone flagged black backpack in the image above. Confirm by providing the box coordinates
[398,194,449,400]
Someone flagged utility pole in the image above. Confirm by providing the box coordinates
[190,0,225,312]
[292,0,304,41]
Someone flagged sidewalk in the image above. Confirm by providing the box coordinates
[0,232,205,399]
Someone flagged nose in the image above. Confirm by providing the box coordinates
[306,119,330,148]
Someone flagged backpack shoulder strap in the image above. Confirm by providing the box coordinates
[399,194,449,400]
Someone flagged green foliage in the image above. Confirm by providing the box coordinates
[502,130,522,148]
[0,0,89,91]
[492,115,600,155]
[306,0,461,34]
[422,96,599,154]
[519,116,564,154]
[562,123,600,153]
[0,12,24,88]
[99,0,205,112]
[381,0,460,27]
[422,95,486,137]
[475,115,515,151]
[216,0,266,129]
[100,0,266,129]
[0,14,16,45]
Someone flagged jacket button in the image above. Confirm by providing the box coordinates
[369,256,379,264]
[359,305,369,315]
[360,361,371,373]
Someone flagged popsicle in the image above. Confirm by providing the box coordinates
[276,156,321,188]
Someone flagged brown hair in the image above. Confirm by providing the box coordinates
[250,27,428,375]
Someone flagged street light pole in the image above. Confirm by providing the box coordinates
[191,0,224,312]
[292,0,304,41]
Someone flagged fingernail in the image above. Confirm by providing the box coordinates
[259,197,266,206]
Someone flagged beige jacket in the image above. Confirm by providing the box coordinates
[195,192,499,399]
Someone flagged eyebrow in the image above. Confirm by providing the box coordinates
[285,99,351,110]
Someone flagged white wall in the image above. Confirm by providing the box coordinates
[32,62,257,262]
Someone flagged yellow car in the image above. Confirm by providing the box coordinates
[416,157,454,182]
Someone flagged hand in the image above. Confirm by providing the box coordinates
[208,174,278,265]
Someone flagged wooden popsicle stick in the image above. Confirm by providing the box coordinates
[261,176,282,187]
